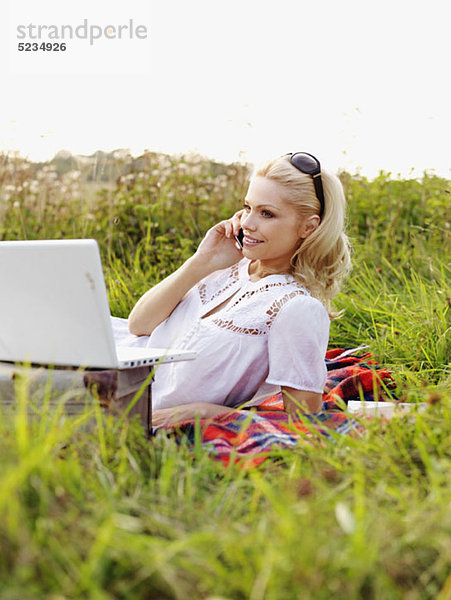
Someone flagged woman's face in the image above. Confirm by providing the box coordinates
[240,176,312,272]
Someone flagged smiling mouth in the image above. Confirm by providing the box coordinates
[243,235,263,246]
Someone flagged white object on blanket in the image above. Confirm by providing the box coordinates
[332,345,369,358]
[348,401,428,418]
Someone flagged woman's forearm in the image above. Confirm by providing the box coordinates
[282,387,323,413]
[152,402,235,427]
[128,256,212,336]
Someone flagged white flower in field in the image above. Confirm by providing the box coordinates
[30,181,39,193]
[68,170,81,180]
[13,200,20,209]
[335,502,355,534]
[185,151,202,164]
[157,156,171,170]
[178,162,190,174]
[190,165,202,176]
[5,184,15,192]
[217,174,228,184]
[23,181,30,189]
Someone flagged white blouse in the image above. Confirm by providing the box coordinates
[112,257,330,410]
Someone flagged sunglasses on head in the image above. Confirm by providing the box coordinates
[285,152,325,220]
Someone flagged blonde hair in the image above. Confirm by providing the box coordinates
[254,155,351,315]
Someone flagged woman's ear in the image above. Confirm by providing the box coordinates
[298,215,320,239]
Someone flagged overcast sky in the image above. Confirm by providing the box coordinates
[1,0,450,178]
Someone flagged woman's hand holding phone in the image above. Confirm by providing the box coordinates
[193,210,245,272]
[129,211,245,336]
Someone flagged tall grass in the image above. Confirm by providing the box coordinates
[0,151,449,598]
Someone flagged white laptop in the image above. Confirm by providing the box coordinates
[0,239,196,369]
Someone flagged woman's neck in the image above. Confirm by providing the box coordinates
[248,259,291,282]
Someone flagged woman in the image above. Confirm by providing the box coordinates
[113,152,351,427]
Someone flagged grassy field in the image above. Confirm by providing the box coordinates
[0,151,449,599]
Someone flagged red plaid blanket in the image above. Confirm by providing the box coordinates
[155,348,397,467]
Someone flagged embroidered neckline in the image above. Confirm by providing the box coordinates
[212,288,306,336]
[198,262,240,305]
[197,258,309,318]
[223,280,301,313]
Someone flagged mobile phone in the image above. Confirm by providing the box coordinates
[234,228,244,249]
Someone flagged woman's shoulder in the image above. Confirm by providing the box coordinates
[271,292,330,332]
[264,281,329,323]
[282,291,329,314]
